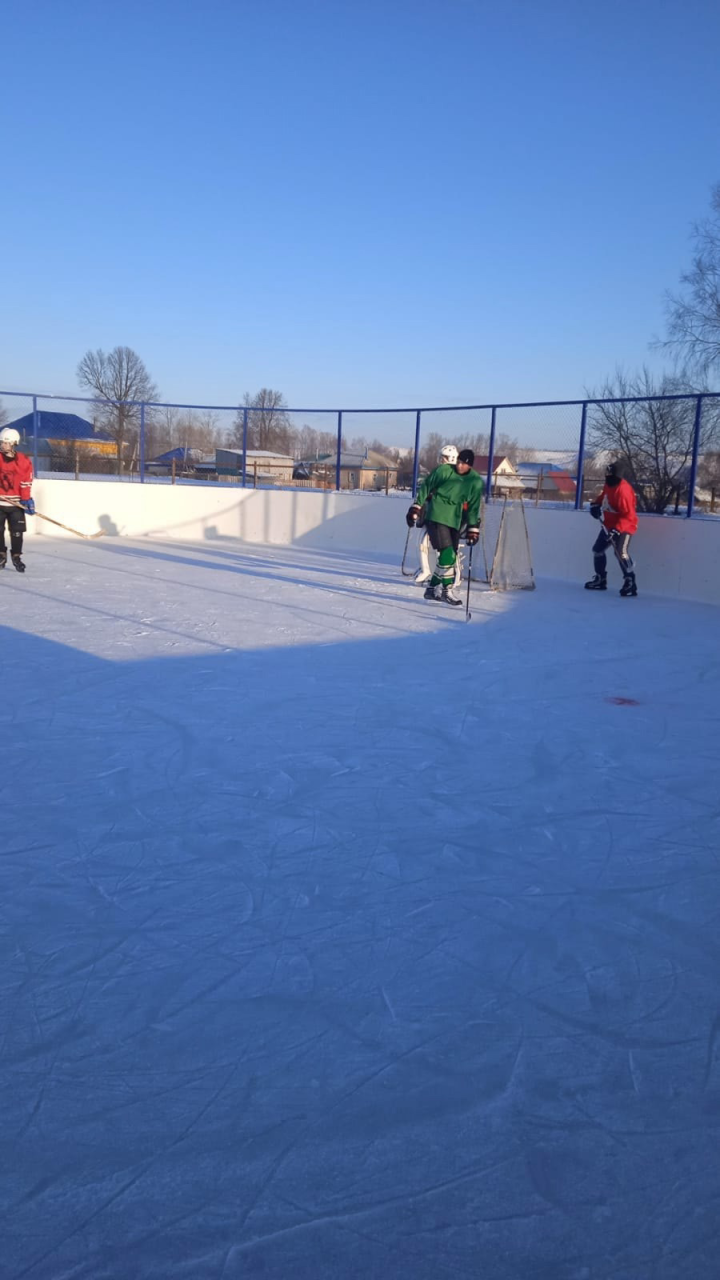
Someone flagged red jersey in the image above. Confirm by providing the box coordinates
[0,451,33,505]
[594,478,638,535]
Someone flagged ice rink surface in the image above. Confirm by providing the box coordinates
[2,539,719,1279]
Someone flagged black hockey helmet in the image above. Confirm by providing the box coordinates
[605,458,627,487]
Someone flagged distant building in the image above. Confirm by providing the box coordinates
[519,449,577,469]
[215,448,295,484]
[147,447,206,476]
[472,455,523,495]
[299,450,398,491]
[514,461,576,501]
[7,411,115,468]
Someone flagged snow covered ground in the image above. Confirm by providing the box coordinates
[2,539,719,1279]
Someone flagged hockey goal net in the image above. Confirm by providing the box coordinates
[473,497,535,590]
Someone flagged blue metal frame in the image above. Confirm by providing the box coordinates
[411,410,422,497]
[4,388,713,412]
[139,403,146,483]
[574,401,588,511]
[686,396,704,519]
[336,412,342,491]
[241,408,248,487]
[486,407,497,499]
[32,395,39,475]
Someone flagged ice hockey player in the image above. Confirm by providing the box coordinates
[0,427,35,573]
[414,444,463,587]
[585,459,638,597]
[406,447,484,606]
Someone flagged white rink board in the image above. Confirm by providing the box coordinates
[29,478,720,606]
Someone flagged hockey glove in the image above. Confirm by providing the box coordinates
[406,504,421,528]
[589,503,602,520]
[21,498,35,515]
[466,527,480,545]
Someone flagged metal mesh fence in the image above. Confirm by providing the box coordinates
[3,387,720,517]
[270,409,338,490]
[417,407,494,494]
[29,395,125,480]
[153,405,239,486]
[584,395,717,514]
[338,411,417,493]
[495,402,583,506]
[1,393,36,464]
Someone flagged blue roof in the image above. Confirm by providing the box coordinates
[516,461,565,475]
[150,447,200,464]
[5,412,113,442]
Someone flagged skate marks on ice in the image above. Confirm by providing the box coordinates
[2,538,501,659]
[0,541,719,1278]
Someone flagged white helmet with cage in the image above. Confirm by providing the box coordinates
[0,427,20,453]
[439,444,458,465]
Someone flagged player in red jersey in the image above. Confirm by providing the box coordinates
[585,459,638,597]
[0,428,34,573]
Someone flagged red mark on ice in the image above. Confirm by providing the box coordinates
[606,697,641,706]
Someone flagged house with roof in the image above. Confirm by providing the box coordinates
[514,461,577,502]
[299,449,399,491]
[471,455,523,496]
[214,448,295,484]
[146,447,206,476]
[6,411,115,469]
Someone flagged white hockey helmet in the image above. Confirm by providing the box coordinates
[0,428,20,451]
[439,444,458,465]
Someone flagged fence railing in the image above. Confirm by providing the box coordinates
[1,387,719,518]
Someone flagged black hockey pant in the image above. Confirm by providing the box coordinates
[0,505,25,556]
[593,528,634,579]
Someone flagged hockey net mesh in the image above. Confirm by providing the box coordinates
[489,498,535,591]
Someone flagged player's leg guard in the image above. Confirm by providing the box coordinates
[414,532,433,583]
[7,506,26,557]
[591,529,611,579]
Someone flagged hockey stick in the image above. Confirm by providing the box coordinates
[401,524,416,575]
[401,503,428,576]
[602,521,634,575]
[2,496,105,540]
[35,512,106,539]
[465,542,474,621]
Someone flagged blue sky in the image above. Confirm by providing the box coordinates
[3,0,719,413]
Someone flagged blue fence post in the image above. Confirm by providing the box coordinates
[32,395,39,475]
[411,409,422,497]
[241,408,248,486]
[486,407,497,499]
[574,401,588,510]
[139,403,146,483]
[336,411,342,491]
[687,395,704,518]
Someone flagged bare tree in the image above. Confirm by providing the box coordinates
[295,424,338,460]
[232,389,293,453]
[697,450,720,508]
[145,405,177,459]
[418,431,444,474]
[660,183,720,378]
[77,346,158,471]
[587,368,719,513]
[174,410,220,455]
[0,401,7,428]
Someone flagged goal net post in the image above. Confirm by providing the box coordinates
[471,497,535,590]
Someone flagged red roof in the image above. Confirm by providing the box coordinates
[547,469,576,495]
[472,456,509,473]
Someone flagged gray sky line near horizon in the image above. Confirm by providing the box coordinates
[2,0,719,424]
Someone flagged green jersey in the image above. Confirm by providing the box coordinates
[415,464,484,530]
